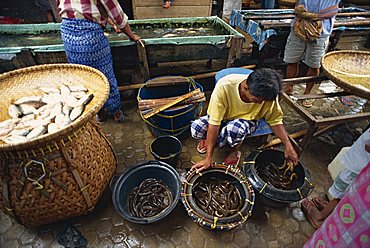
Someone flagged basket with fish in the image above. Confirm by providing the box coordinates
[0,64,117,226]
[182,163,255,230]
[243,149,313,208]
[111,160,181,224]
[322,50,370,99]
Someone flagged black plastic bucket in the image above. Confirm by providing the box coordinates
[242,149,314,208]
[150,135,182,168]
[111,160,181,224]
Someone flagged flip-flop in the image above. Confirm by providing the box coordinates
[301,198,322,229]
[340,96,354,106]
[197,140,207,154]
[224,150,241,166]
[302,99,314,108]
[312,197,329,211]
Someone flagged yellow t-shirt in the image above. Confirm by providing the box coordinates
[207,74,283,126]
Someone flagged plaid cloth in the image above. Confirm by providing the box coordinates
[304,162,370,248]
[190,115,257,148]
[57,0,128,29]
[61,18,122,115]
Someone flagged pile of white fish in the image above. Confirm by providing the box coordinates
[0,83,94,145]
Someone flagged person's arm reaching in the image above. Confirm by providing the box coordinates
[191,124,220,172]
[271,124,298,170]
[101,0,140,41]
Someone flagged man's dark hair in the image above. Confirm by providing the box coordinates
[247,68,282,100]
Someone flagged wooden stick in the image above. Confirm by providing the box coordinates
[118,64,257,91]
[139,98,205,110]
[143,89,200,119]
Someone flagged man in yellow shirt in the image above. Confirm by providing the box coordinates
[190,68,298,172]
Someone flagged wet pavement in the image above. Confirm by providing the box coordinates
[1,80,369,247]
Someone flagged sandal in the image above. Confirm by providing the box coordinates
[224,150,241,166]
[340,96,354,106]
[97,109,108,123]
[197,140,207,154]
[301,198,323,229]
[302,99,314,108]
[114,110,125,123]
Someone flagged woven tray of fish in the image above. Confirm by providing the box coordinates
[127,178,173,218]
[193,178,243,218]
[0,84,93,145]
[256,160,299,190]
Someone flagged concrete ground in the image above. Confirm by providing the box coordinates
[1,81,369,248]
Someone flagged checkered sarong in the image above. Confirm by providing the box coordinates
[60,18,121,115]
[190,115,257,148]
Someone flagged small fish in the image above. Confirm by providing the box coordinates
[47,123,60,133]
[62,104,72,116]
[3,135,28,144]
[39,87,60,94]
[64,95,78,108]
[50,103,63,118]
[42,93,61,105]
[26,126,46,140]
[71,91,87,99]
[162,33,177,38]
[18,104,37,115]
[0,118,20,129]
[60,84,71,98]
[186,30,196,34]
[8,104,22,118]
[69,84,87,92]
[77,94,94,106]
[9,129,30,137]
[0,125,13,137]
[14,96,42,106]
[70,105,84,121]
[20,114,36,122]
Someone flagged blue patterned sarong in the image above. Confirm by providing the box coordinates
[60,18,121,115]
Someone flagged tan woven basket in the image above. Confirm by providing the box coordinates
[322,50,370,99]
[0,64,117,226]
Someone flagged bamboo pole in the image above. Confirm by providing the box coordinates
[142,89,201,119]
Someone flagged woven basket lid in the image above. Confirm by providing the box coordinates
[0,64,110,151]
[322,50,370,99]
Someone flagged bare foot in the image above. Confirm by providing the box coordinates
[312,197,329,211]
[163,0,172,8]
[283,83,293,95]
[301,199,324,229]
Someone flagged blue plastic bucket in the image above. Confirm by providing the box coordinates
[138,77,203,140]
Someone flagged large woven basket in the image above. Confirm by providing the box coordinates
[0,64,117,226]
[322,50,370,99]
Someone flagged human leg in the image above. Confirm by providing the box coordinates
[217,119,258,148]
[283,32,305,94]
[284,63,299,94]
[163,0,172,8]
[191,116,210,153]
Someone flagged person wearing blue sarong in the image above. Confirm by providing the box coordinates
[57,0,140,122]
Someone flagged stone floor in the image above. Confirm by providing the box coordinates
[0,82,369,248]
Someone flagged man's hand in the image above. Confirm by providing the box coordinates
[128,34,141,42]
[191,158,212,173]
[284,144,298,171]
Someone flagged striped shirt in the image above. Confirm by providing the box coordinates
[56,0,128,29]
